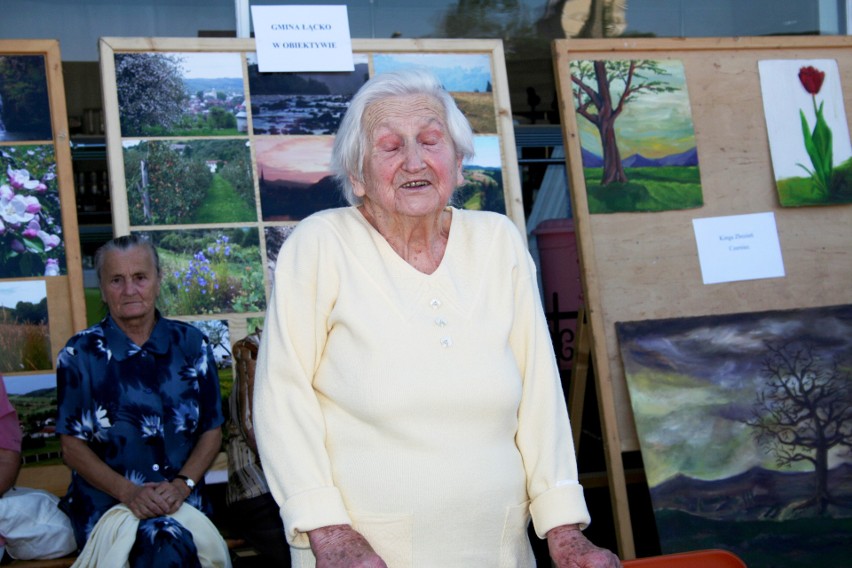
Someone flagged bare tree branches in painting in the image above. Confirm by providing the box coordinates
[746,341,852,515]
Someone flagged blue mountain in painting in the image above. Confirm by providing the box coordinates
[622,153,658,167]
[581,147,698,168]
[658,147,699,166]
[581,147,604,167]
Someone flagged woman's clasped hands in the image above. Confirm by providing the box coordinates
[123,480,188,519]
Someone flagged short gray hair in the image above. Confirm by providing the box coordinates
[94,234,161,286]
[331,67,475,206]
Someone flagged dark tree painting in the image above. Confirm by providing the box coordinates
[616,304,852,567]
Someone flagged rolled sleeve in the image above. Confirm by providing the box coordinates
[529,481,591,538]
[281,486,352,547]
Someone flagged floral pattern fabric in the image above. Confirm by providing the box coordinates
[56,313,224,557]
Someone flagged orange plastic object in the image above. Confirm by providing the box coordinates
[622,549,747,568]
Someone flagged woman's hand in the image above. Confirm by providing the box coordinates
[308,524,388,568]
[125,481,185,519]
[547,524,622,568]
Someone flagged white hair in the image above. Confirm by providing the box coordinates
[330,67,475,206]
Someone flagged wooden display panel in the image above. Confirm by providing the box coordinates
[553,36,852,558]
[0,40,86,376]
[98,37,523,342]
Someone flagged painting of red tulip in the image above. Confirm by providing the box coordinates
[759,59,852,206]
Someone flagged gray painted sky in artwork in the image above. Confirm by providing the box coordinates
[616,304,852,486]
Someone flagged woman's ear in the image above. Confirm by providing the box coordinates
[455,157,464,186]
[351,175,366,198]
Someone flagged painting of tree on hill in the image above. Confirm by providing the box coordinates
[569,59,703,214]
[616,304,852,568]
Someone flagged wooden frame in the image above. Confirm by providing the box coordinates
[553,36,852,559]
[98,37,523,339]
[0,40,86,374]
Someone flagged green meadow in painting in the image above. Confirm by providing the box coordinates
[570,59,703,214]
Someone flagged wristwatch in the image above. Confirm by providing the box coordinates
[175,474,196,490]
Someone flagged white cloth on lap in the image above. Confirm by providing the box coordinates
[71,502,232,568]
[0,486,77,560]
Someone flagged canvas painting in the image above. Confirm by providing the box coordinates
[568,59,703,214]
[616,304,852,567]
[758,59,852,207]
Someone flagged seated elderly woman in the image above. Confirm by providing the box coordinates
[254,67,621,567]
[56,235,229,567]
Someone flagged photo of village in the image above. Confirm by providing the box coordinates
[114,51,247,137]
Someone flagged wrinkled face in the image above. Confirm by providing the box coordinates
[353,94,464,219]
[100,246,160,325]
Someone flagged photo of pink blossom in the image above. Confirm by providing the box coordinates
[0,145,66,277]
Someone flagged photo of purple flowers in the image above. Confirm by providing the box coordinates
[1,145,66,277]
[0,55,52,142]
[135,228,266,317]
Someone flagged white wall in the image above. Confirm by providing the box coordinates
[0,0,236,61]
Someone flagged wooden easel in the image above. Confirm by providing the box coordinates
[567,306,590,452]
[553,36,852,560]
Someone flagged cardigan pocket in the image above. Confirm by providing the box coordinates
[499,501,535,568]
[352,512,414,568]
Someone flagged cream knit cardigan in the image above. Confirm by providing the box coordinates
[254,207,590,568]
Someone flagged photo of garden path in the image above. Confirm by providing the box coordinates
[0,280,51,373]
[137,228,266,317]
[115,52,246,137]
[123,139,257,226]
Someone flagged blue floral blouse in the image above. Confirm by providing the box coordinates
[56,313,225,548]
